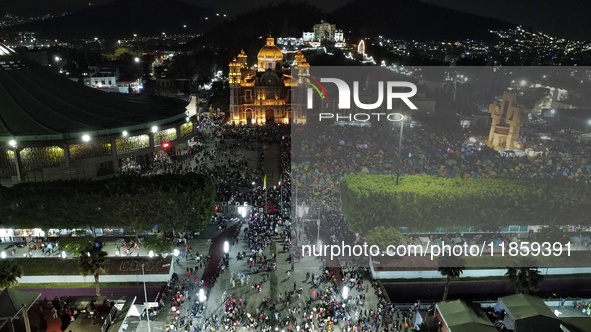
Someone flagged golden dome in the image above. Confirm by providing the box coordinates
[258,37,283,61]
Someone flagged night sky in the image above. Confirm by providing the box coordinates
[1,0,590,41]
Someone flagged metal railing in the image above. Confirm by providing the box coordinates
[101,306,118,332]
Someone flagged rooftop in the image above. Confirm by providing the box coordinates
[436,300,498,332]
[0,68,188,142]
[500,294,560,321]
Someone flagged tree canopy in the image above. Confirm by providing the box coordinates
[340,174,591,234]
[143,237,174,255]
[0,260,23,289]
[59,236,95,255]
[365,226,406,252]
[536,225,569,244]
[0,174,216,235]
[505,258,544,295]
[78,244,108,296]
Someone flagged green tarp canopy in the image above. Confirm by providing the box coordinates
[500,294,558,320]
[0,288,41,318]
[436,300,497,332]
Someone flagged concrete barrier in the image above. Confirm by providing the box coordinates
[18,273,171,284]
[372,267,591,280]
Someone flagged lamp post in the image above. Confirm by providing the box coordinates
[279,181,283,217]
[134,57,142,91]
[342,286,350,300]
[198,288,207,316]
[7,140,22,182]
[173,248,180,267]
[264,183,268,214]
[141,263,152,332]
[395,116,406,185]
[223,241,230,254]
[54,56,61,73]
[316,207,320,244]
[223,240,230,278]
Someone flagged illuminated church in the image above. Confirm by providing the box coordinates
[229,36,309,124]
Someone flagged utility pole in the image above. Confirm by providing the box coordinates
[396,117,405,185]
[142,263,152,332]
[316,205,321,244]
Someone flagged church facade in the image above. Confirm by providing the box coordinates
[229,37,309,125]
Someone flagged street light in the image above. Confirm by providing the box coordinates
[342,286,350,300]
[223,241,230,254]
[0,252,5,259]
[8,139,16,147]
[61,251,66,259]
[141,263,152,332]
[198,288,206,302]
[173,249,180,257]
[82,134,91,142]
[148,250,154,258]
[395,115,406,185]
[238,206,247,218]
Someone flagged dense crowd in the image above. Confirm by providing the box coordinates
[293,123,591,190]
[139,119,429,331]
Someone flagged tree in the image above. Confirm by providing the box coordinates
[340,174,591,233]
[0,174,216,233]
[505,258,544,295]
[107,190,157,240]
[536,225,569,244]
[143,237,173,255]
[438,256,465,301]
[0,260,23,289]
[365,226,406,252]
[59,236,94,255]
[78,244,108,296]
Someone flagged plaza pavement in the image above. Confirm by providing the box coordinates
[7,129,410,331]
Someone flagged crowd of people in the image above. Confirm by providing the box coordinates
[293,123,591,191]
[128,118,432,331]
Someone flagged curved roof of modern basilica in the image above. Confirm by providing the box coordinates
[0,42,17,56]
[0,46,187,142]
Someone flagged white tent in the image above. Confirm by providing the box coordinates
[127,305,144,317]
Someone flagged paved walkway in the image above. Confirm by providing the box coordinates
[9,123,413,331]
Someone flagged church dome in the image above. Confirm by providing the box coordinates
[258,37,283,61]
